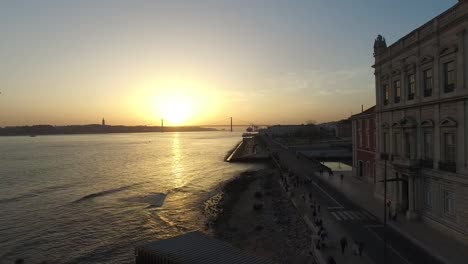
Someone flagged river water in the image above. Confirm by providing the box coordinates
[0,132,261,263]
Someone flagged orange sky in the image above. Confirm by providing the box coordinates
[0,1,456,126]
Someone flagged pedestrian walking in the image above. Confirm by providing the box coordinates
[358,242,365,257]
[317,204,321,213]
[340,174,344,182]
[388,205,393,221]
[340,236,348,255]
[392,210,398,221]
[317,224,324,235]
[387,200,392,221]
[352,241,359,256]
[320,228,328,241]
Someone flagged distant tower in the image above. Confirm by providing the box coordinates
[102,118,106,126]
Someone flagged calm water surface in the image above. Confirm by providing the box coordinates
[0,132,261,263]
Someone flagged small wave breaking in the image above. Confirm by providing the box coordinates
[73,182,145,203]
[123,193,167,208]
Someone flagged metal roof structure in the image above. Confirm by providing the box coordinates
[135,231,276,264]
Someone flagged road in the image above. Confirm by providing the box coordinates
[264,135,443,264]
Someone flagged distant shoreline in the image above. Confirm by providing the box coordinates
[0,125,218,136]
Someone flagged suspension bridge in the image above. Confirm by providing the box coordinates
[160,117,271,132]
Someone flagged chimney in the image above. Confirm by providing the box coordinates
[361,105,364,112]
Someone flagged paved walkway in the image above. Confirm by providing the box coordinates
[268,136,468,264]
[314,168,468,264]
[271,156,372,263]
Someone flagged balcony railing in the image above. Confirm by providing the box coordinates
[380,153,389,160]
[439,161,456,173]
[394,97,401,103]
[408,93,415,100]
[383,99,388,106]
[424,89,432,97]
[392,155,419,168]
[444,84,455,93]
[421,159,433,169]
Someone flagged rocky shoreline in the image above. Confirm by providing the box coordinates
[203,166,314,264]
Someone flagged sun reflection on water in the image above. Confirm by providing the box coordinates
[171,133,185,188]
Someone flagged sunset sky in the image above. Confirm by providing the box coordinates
[0,0,457,126]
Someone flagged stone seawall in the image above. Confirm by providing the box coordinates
[226,136,270,162]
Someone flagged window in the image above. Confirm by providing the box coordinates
[358,131,361,147]
[358,120,362,147]
[394,80,401,103]
[444,61,455,93]
[408,74,415,100]
[404,133,412,158]
[383,132,389,153]
[424,184,432,208]
[444,191,455,215]
[366,127,370,148]
[444,133,456,162]
[383,84,389,105]
[423,133,433,160]
[423,69,433,97]
[393,132,401,156]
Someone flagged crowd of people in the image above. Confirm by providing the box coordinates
[276,158,366,264]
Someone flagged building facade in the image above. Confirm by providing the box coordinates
[373,0,468,242]
[351,106,376,183]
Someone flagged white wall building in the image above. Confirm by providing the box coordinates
[373,0,468,243]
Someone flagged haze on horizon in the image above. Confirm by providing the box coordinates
[0,0,457,127]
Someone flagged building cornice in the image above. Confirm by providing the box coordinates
[376,95,468,114]
[356,149,376,155]
[373,2,468,68]
[350,113,375,120]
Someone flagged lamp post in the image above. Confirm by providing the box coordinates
[379,153,406,264]
[380,153,388,264]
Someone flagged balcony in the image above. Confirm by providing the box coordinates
[439,161,456,173]
[394,97,401,103]
[408,93,415,100]
[392,155,420,168]
[424,89,432,97]
[420,159,433,169]
[383,99,388,106]
[444,84,455,93]
[380,153,390,160]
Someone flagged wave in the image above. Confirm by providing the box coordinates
[0,182,77,204]
[166,185,192,194]
[0,192,38,204]
[73,182,146,203]
[123,193,167,208]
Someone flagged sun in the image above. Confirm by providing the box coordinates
[160,97,191,125]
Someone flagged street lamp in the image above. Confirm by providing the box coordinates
[379,153,406,264]
[380,153,389,264]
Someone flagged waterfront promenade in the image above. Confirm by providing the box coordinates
[264,135,451,264]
